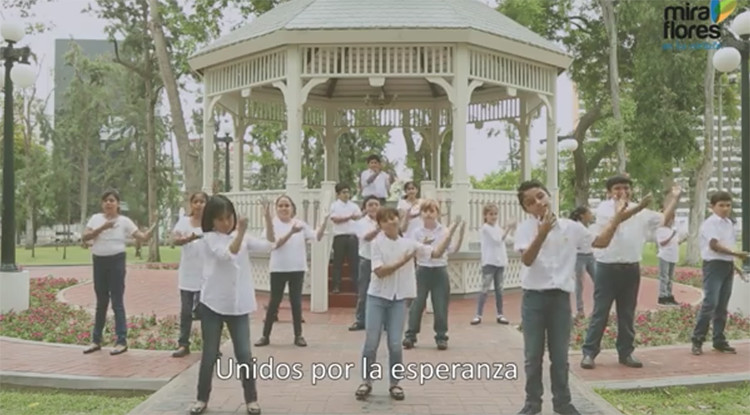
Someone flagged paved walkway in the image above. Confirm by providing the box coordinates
[5,264,747,415]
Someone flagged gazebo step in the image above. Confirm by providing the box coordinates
[328,277,357,293]
[328,292,358,308]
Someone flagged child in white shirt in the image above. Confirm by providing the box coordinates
[403,199,465,351]
[171,191,208,358]
[190,195,274,415]
[255,195,326,348]
[569,206,596,318]
[349,196,382,331]
[329,183,362,293]
[359,154,392,204]
[398,181,422,238]
[655,215,686,306]
[691,191,750,356]
[471,203,514,325]
[514,180,628,415]
[354,206,458,402]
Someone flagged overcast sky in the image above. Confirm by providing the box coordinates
[3,0,576,181]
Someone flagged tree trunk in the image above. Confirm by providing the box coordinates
[686,50,716,266]
[144,58,160,262]
[599,0,627,174]
[440,130,453,187]
[572,105,604,206]
[147,0,201,202]
[79,142,89,234]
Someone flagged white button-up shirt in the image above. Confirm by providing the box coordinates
[329,199,361,235]
[86,213,138,257]
[173,216,204,291]
[201,231,273,315]
[268,217,316,273]
[360,169,390,198]
[356,215,379,259]
[700,214,737,262]
[480,223,509,267]
[591,199,662,264]
[514,217,593,293]
[368,233,433,300]
[412,223,450,268]
[656,226,680,263]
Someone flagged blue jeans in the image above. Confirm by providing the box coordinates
[196,305,257,403]
[476,265,504,316]
[91,252,127,345]
[574,253,595,313]
[354,257,371,326]
[658,258,676,298]
[361,295,406,386]
[691,260,734,346]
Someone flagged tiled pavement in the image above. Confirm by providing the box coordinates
[5,265,744,415]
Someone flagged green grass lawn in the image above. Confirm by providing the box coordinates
[15,246,181,266]
[598,382,750,415]
[0,387,150,415]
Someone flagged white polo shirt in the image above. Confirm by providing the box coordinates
[360,169,390,198]
[173,215,204,291]
[368,233,433,300]
[412,223,450,268]
[700,214,736,262]
[656,226,680,263]
[591,199,662,264]
[514,217,593,293]
[356,215,379,259]
[200,231,273,316]
[480,223,508,267]
[329,199,361,236]
[268,217,316,272]
[86,213,138,257]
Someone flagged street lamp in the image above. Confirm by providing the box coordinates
[713,9,750,272]
[1,20,36,272]
[214,122,232,193]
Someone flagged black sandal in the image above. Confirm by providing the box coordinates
[355,383,372,400]
[389,385,405,400]
[82,343,101,354]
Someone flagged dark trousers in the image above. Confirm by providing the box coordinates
[405,266,450,342]
[692,260,734,346]
[178,290,199,347]
[262,271,304,337]
[582,262,640,359]
[91,252,127,345]
[355,257,372,326]
[522,289,572,408]
[331,234,359,291]
[196,304,257,404]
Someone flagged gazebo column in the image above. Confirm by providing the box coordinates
[232,117,247,192]
[202,94,223,193]
[429,107,441,185]
[324,106,340,181]
[274,48,329,201]
[427,45,482,250]
[537,90,559,213]
[518,98,532,181]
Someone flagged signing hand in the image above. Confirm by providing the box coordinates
[613,196,629,223]
[101,219,117,230]
[238,217,249,233]
[638,193,654,209]
[539,207,557,235]
[291,221,304,233]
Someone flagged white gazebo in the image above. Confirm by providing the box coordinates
[188,0,572,312]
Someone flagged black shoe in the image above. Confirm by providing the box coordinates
[667,295,680,305]
[172,346,190,358]
[348,322,365,331]
[254,336,270,347]
[402,338,415,349]
[517,403,542,415]
[692,342,703,355]
[713,343,737,354]
[657,297,670,305]
[619,355,643,368]
[436,340,448,350]
[580,355,595,369]
[554,403,581,415]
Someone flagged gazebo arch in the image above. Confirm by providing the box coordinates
[188,0,572,312]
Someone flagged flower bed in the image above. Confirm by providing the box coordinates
[0,276,225,351]
[641,265,703,288]
[570,304,750,350]
[144,263,179,270]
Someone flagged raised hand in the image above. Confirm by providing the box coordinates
[102,219,117,230]
[613,196,629,222]
[670,184,682,197]
[291,221,304,233]
[260,198,271,215]
[238,217,249,232]
[539,206,557,235]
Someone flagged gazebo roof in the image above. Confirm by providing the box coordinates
[191,0,567,63]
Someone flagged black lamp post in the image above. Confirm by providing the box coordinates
[714,9,750,272]
[1,21,35,272]
[215,131,232,193]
